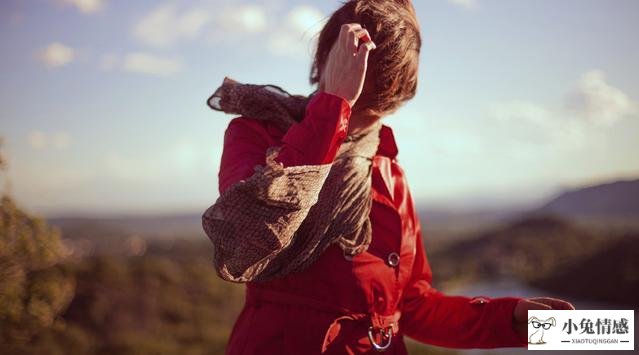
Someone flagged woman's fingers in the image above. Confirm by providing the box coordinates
[340,23,363,36]
[321,22,375,107]
[529,297,576,310]
[513,298,552,322]
[340,23,366,52]
[336,23,374,56]
[353,28,375,52]
[356,34,375,67]
[514,297,576,323]
[351,28,366,50]
[355,28,375,67]
[340,23,361,43]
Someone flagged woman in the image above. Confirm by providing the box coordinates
[202,1,574,354]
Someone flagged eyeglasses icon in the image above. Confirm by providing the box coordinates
[532,321,553,330]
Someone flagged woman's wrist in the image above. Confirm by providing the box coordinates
[318,90,354,109]
[321,90,356,109]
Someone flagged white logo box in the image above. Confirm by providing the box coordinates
[527,309,634,351]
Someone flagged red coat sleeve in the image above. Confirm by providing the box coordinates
[399,216,527,349]
[218,91,352,194]
[274,91,351,167]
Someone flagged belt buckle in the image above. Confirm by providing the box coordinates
[367,324,393,352]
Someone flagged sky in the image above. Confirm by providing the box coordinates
[1,0,638,217]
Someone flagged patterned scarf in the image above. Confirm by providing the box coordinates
[203,77,382,282]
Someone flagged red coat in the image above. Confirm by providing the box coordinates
[215,91,527,354]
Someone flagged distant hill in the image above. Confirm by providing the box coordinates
[429,215,638,306]
[537,179,639,218]
[530,232,639,307]
[49,214,205,240]
[428,215,610,285]
[47,215,207,256]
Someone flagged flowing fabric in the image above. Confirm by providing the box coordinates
[202,77,382,282]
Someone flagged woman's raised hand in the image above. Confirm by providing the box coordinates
[320,23,376,108]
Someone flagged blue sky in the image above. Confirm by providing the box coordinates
[1,0,638,216]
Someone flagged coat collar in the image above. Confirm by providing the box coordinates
[376,124,398,159]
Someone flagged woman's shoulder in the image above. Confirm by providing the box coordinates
[224,116,285,147]
[226,116,266,134]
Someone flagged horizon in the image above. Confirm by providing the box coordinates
[37,176,639,219]
[2,0,639,216]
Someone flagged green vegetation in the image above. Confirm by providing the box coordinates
[2,191,637,354]
[62,253,244,355]
[0,195,75,353]
[1,193,246,354]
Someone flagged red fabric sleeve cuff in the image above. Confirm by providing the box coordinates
[485,296,527,348]
[274,91,352,167]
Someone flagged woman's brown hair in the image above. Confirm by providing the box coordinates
[310,0,421,117]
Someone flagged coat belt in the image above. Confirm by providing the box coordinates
[245,287,401,353]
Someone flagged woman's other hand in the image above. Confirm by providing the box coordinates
[512,297,576,342]
[320,23,376,108]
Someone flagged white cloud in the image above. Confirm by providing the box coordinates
[123,52,182,77]
[179,8,212,36]
[565,70,636,126]
[27,131,72,150]
[286,5,324,34]
[209,4,269,42]
[448,0,477,10]
[220,4,268,34]
[486,69,637,150]
[490,100,552,126]
[132,2,271,48]
[488,101,588,150]
[131,2,324,60]
[97,52,182,77]
[206,3,324,59]
[60,0,105,14]
[266,5,325,58]
[132,4,212,48]
[38,42,75,68]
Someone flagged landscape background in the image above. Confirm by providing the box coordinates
[3,140,638,354]
[2,0,638,354]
